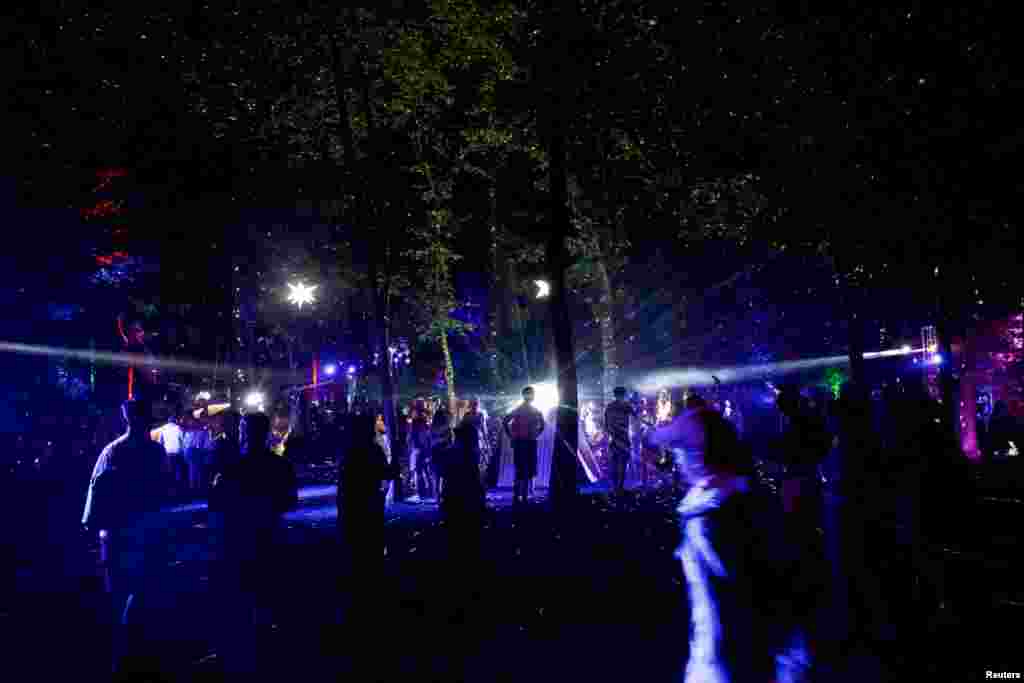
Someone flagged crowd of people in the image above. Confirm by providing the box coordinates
[0,374,977,680]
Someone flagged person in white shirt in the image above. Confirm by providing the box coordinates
[156,416,185,489]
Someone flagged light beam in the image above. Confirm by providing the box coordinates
[635,346,933,393]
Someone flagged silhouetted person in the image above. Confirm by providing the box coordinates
[895,384,968,634]
[430,407,453,503]
[441,422,486,537]
[605,387,637,496]
[818,383,893,664]
[775,385,829,519]
[210,412,298,675]
[436,421,488,626]
[81,400,169,676]
[340,413,395,557]
[773,385,830,658]
[463,397,491,484]
[184,418,213,493]
[338,412,398,658]
[406,407,432,502]
[503,386,545,505]
[209,410,241,486]
[375,414,396,505]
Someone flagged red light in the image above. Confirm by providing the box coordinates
[81,199,124,219]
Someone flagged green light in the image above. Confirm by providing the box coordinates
[824,367,846,399]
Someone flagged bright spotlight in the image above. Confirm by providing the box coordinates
[244,391,265,408]
[324,364,337,376]
[931,353,943,365]
[196,391,212,401]
[535,280,551,299]
[901,345,912,353]
[347,365,357,375]
[286,281,317,308]
[531,381,559,414]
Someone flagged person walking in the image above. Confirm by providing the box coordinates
[81,400,170,676]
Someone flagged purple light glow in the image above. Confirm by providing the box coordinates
[324,364,337,376]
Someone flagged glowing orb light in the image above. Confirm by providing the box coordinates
[347,365,357,375]
[531,381,560,414]
[196,391,212,401]
[535,280,551,299]
[931,353,943,365]
[324,364,337,376]
[244,391,265,409]
[286,281,317,309]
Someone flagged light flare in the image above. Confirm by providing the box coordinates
[286,281,317,308]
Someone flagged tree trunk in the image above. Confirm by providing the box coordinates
[440,326,457,417]
[546,122,578,508]
[378,243,399,471]
[354,47,399,460]
[486,184,501,389]
[594,256,618,403]
[593,133,620,406]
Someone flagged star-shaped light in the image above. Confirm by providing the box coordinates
[286,282,317,308]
